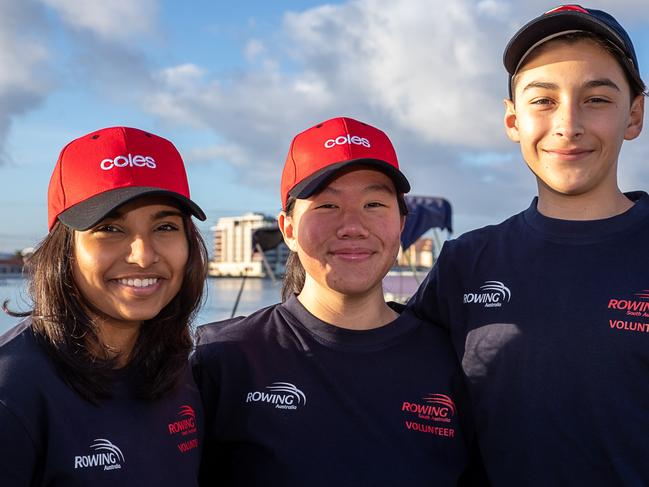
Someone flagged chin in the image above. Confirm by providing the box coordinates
[327,277,383,297]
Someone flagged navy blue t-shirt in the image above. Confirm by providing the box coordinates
[408,191,649,486]
[193,295,479,486]
[0,319,203,486]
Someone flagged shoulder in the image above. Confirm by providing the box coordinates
[630,191,649,217]
[0,319,49,380]
[398,309,458,355]
[446,211,523,252]
[195,302,285,347]
[0,320,55,443]
[433,211,526,274]
[193,303,290,368]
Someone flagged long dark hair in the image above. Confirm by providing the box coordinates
[6,215,207,404]
[281,193,408,302]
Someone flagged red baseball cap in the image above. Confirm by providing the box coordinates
[280,117,410,209]
[47,126,206,231]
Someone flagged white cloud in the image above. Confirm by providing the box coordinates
[185,144,249,167]
[0,0,158,165]
[39,0,158,42]
[0,0,53,163]
[282,0,510,147]
[245,39,267,62]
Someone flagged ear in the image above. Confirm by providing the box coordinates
[503,98,520,143]
[399,213,406,234]
[278,211,298,252]
[624,94,644,141]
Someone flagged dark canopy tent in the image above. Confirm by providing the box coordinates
[400,196,452,250]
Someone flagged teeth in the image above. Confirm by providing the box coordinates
[118,278,158,288]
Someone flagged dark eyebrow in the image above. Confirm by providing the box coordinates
[522,78,620,93]
[584,78,620,91]
[363,183,396,195]
[151,209,185,220]
[522,81,559,93]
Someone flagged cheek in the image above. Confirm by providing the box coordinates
[72,241,104,286]
[167,238,190,281]
[383,217,405,253]
[516,114,543,141]
[295,218,331,255]
[594,115,627,142]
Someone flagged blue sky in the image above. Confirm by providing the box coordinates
[2,0,649,252]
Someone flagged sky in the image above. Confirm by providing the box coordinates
[1,0,649,252]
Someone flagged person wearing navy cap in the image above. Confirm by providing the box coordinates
[409,5,648,485]
[193,117,485,486]
[0,127,208,486]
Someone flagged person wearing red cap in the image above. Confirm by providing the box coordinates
[193,117,483,486]
[409,5,648,485]
[0,127,208,486]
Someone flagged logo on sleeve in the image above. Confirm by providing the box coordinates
[607,290,649,334]
[464,280,511,308]
[74,439,125,471]
[401,394,456,439]
[245,382,306,410]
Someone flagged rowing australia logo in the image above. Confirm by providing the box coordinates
[464,281,511,308]
[74,438,125,471]
[246,382,307,410]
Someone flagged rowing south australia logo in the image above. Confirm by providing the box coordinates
[167,405,199,454]
[74,439,125,471]
[464,281,511,308]
[607,290,649,334]
[401,394,456,439]
[246,382,307,410]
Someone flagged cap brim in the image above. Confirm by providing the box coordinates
[289,158,411,204]
[504,11,629,75]
[58,186,206,231]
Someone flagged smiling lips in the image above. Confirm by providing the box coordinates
[116,277,160,288]
[544,147,594,160]
[330,248,375,261]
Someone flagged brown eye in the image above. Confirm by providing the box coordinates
[94,224,120,233]
[156,223,180,232]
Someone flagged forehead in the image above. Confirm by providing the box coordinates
[514,37,628,89]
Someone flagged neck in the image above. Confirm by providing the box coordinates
[297,278,398,330]
[536,184,633,220]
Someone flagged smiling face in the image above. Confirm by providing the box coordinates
[71,196,189,331]
[504,38,644,208]
[279,168,404,300]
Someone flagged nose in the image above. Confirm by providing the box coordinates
[126,235,159,267]
[336,208,370,239]
[553,99,584,139]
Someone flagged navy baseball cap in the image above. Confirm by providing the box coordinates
[504,5,643,98]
